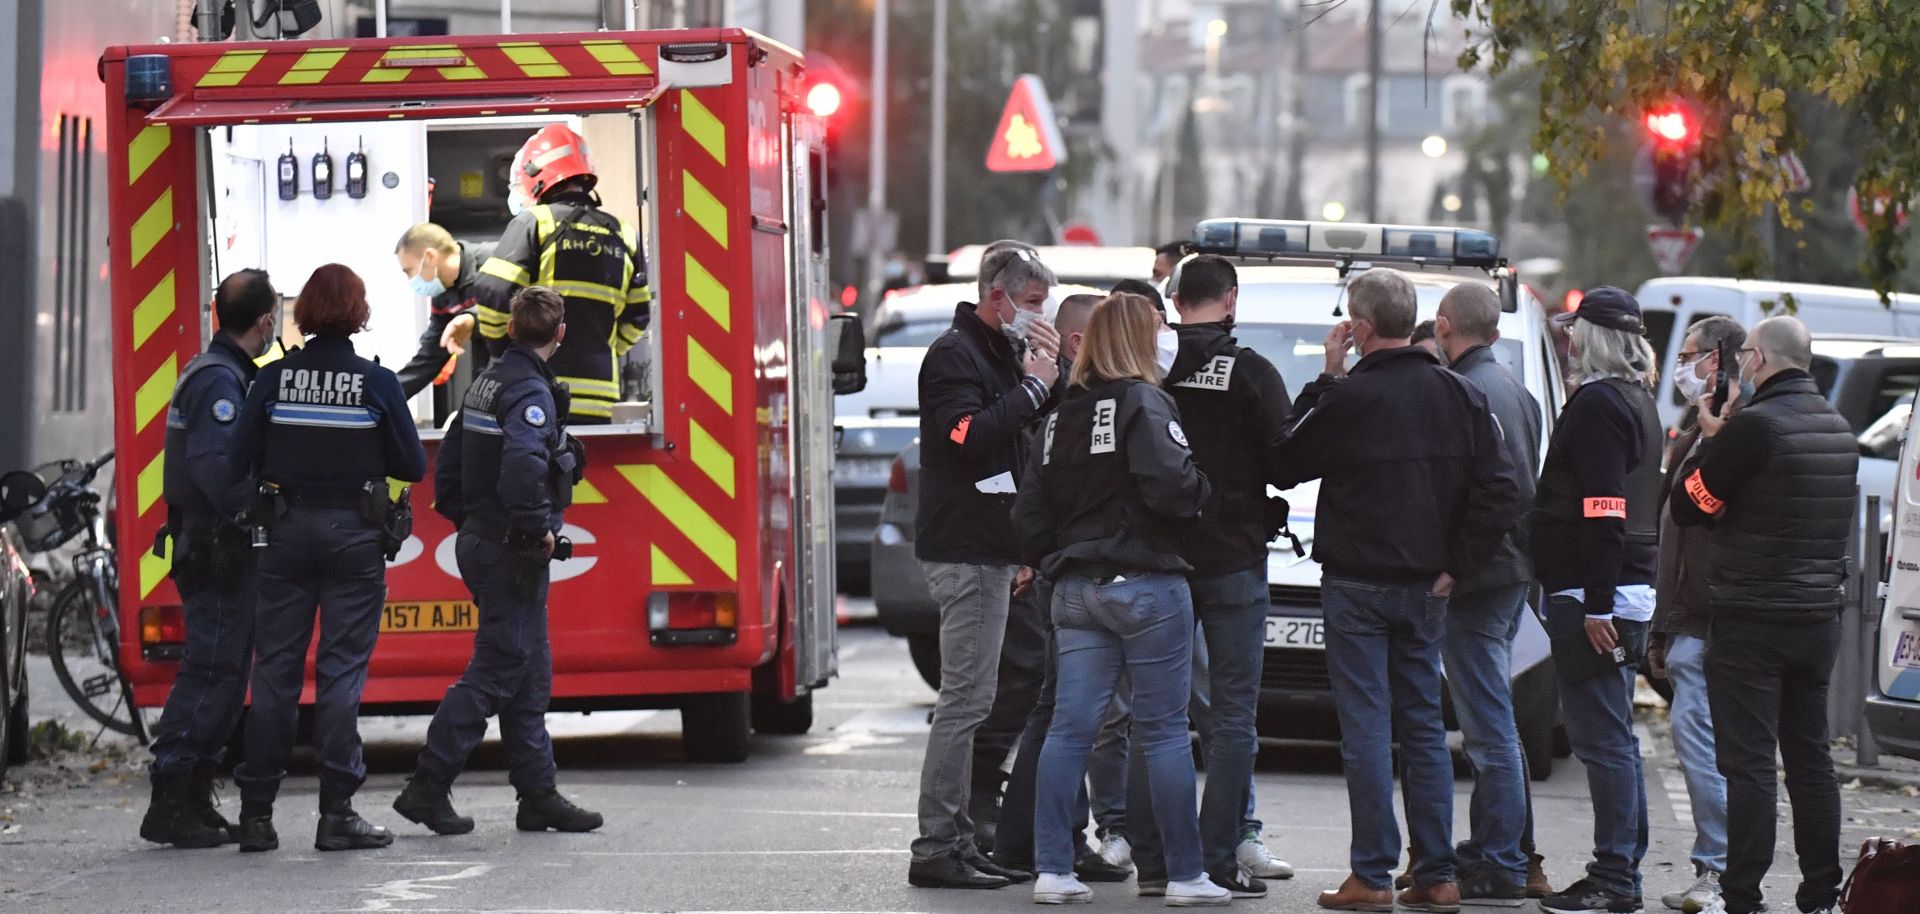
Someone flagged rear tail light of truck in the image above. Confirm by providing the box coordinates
[140,605,186,660]
[647,592,740,646]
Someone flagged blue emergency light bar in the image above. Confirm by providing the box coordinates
[1192,218,1502,269]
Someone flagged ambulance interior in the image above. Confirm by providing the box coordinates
[206,111,653,436]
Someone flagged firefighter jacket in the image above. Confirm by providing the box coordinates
[472,192,650,422]
[397,240,496,399]
[435,344,577,541]
[1273,346,1523,584]
[230,336,427,495]
[1162,321,1293,576]
[1670,368,1859,621]
[1012,378,1210,580]
[916,302,1054,565]
[1530,378,1662,618]
[164,331,258,523]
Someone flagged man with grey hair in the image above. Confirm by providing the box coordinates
[1427,281,1547,905]
[909,241,1061,890]
[1271,267,1524,911]
[1672,315,1856,914]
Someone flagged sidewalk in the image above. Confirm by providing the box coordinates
[1834,736,1920,793]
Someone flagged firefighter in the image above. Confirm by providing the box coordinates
[392,285,603,836]
[228,264,427,853]
[471,124,650,425]
[392,222,497,409]
[140,269,280,850]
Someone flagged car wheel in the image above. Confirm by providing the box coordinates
[751,691,814,735]
[1515,661,1559,780]
[906,634,941,691]
[682,692,752,763]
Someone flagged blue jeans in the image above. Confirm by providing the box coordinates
[150,567,257,774]
[994,579,1092,866]
[1665,633,1728,876]
[1036,572,1201,881]
[1548,595,1649,897]
[1188,568,1267,873]
[1321,574,1455,890]
[1442,583,1531,882]
[416,531,558,793]
[235,506,386,806]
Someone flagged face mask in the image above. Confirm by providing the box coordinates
[1155,329,1179,375]
[1673,357,1709,400]
[1006,306,1039,342]
[409,259,446,298]
[507,186,531,217]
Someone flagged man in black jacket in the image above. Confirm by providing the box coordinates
[1671,315,1857,914]
[1273,267,1523,912]
[393,223,495,418]
[908,245,1061,890]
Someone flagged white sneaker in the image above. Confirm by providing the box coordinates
[1662,871,1721,912]
[1165,876,1231,907]
[1097,833,1133,869]
[1034,873,1092,905]
[1235,834,1295,879]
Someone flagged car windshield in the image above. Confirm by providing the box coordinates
[1230,323,1524,387]
[875,320,951,348]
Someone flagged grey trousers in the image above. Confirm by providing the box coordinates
[910,560,1019,861]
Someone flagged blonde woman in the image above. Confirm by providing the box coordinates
[1011,293,1221,906]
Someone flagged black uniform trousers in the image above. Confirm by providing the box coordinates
[236,506,386,805]
[1707,615,1844,914]
[150,548,255,774]
[415,530,558,794]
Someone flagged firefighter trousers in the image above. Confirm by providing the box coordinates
[415,531,558,794]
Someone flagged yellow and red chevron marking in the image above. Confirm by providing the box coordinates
[172,37,656,90]
[108,113,202,604]
[635,85,747,590]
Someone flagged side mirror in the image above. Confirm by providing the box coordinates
[1495,266,1519,314]
[0,470,47,524]
[828,313,868,395]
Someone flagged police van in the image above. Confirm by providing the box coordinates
[1187,217,1570,775]
[1867,393,1920,761]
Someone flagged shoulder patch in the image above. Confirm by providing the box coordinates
[1168,420,1189,448]
[1172,354,1236,391]
[212,399,237,423]
[524,404,548,427]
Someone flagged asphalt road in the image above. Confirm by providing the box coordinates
[3,613,1918,913]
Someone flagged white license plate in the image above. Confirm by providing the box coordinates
[1893,629,1920,670]
[1264,616,1324,650]
[836,456,893,485]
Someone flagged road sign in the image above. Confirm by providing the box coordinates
[986,74,1066,173]
[1850,186,1912,232]
[1060,223,1101,246]
[1647,225,1704,275]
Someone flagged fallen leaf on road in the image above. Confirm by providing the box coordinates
[1843,779,1864,790]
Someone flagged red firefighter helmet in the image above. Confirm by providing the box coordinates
[515,123,596,202]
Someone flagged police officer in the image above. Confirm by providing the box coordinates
[393,223,497,411]
[229,263,427,853]
[391,286,602,836]
[140,269,279,850]
[1127,254,1295,896]
[472,125,650,425]
[1010,291,1224,907]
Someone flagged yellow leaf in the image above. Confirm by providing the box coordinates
[1759,87,1787,113]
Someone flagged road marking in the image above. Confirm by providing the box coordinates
[803,729,903,756]
[357,863,493,912]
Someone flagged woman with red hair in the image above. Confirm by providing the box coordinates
[228,263,426,853]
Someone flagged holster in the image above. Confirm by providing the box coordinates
[362,483,412,562]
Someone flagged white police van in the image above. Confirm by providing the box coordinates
[1187,217,1570,775]
[1867,395,1920,761]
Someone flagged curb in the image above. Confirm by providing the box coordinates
[1835,761,1920,793]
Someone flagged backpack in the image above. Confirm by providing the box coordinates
[1841,837,1920,913]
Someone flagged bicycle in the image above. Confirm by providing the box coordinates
[0,451,146,742]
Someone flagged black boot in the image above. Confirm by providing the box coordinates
[315,790,394,851]
[138,767,226,849]
[515,788,603,833]
[187,764,237,844]
[392,775,474,836]
[237,802,278,853]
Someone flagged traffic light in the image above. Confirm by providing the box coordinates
[1643,103,1700,226]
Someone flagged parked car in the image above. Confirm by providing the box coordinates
[942,244,1156,288]
[0,490,37,782]
[1872,377,1920,761]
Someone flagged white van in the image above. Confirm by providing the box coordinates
[1868,397,1920,761]
[1635,277,1920,430]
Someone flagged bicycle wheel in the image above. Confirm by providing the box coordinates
[47,582,142,737]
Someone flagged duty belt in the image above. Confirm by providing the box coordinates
[279,490,364,509]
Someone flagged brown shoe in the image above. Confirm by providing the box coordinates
[1395,846,1417,890]
[1397,881,1462,913]
[1525,853,1553,898]
[1317,873,1393,912]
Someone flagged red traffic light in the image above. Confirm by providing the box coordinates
[1645,108,1693,144]
[806,82,843,119]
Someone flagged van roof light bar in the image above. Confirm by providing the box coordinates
[1191,217,1503,270]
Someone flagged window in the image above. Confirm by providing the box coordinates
[52,114,94,414]
[1344,74,1376,132]
[1441,77,1485,131]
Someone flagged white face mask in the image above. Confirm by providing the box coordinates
[1155,329,1179,375]
[1673,357,1710,400]
[1006,306,1039,342]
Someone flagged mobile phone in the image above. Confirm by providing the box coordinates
[1711,338,1733,416]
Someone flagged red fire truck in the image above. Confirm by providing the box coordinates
[99,28,858,761]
